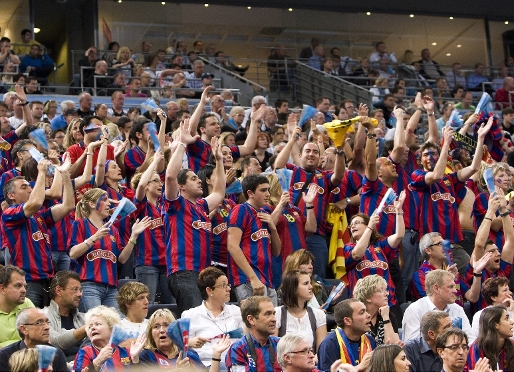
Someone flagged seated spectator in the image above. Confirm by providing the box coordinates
[63,117,83,150]
[110,46,134,79]
[124,78,147,98]
[404,310,451,372]
[181,266,244,367]
[470,277,514,343]
[186,60,206,89]
[467,306,514,371]
[417,48,444,80]
[436,328,471,372]
[368,344,411,372]
[101,41,119,66]
[369,77,390,103]
[0,38,20,70]
[411,61,430,87]
[43,271,86,362]
[373,93,395,127]
[116,281,149,335]
[434,76,452,107]
[106,90,127,124]
[308,45,325,70]
[353,275,400,346]
[106,72,127,96]
[352,57,372,86]
[454,90,476,111]
[8,348,39,372]
[274,270,327,353]
[0,266,35,348]
[86,60,110,94]
[78,47,99,87]
[402,270,473,342]
[452,86,464,100]
[13,29,40,56]
[502,107,514,135]
[377,58,395,83]
[436,102,455,132]
[24,76,42,95]
[225,296,281,371]
[492,65,510,91]
[0,308,68,372]
[171,72,195,99]
[370,42,397,67]
[73,305,145,371]
[19,44,54,85]
[42,99,58,122]
[446,62,467,90]
[317,299,375,371]
[495,76,514,109]
[467,63,490,92]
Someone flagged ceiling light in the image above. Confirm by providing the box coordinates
[366,12,371,15]
[457,44,461,48]
[118,0,122,3]
[410,14,414,18]
[205,3,209,7]
[446,53,451,56]
[506,21,509,25]
[449,17,453,20]
[162,1,165,4]
[247,6,251,9]
[288,8,293,11]
[33,28,40,33]
[432,42,437,46]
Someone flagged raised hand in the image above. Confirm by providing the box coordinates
[179,119,199,145]
[473,252,493,274]
[477,116,494,140]
[303,184,318,205]
[129,332,147,362]
[56,154,71,173]
[367,214,380,230]
[212,334,231,357]
[357,103,369,117]
[211,136,223,163]
[131,216,152,236]
[251,103,266,123]
[422,95,435,112]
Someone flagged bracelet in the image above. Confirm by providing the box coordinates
[366,133,377,139]
[500,210,511,217]
[427,112,435,117]
[129,238,137,245]
[484,217,492,221]
[306,205,314,210]
[416,107,422,111]
[396,212,404,215]
[366,226,373,231]
[19,101,28,106]
[335,149,345,156]
[85,152,93,156]
[473,272,482,277]
[211,357,222,362]
[178,142,187,149]
[84,239,91,248]
[382,319,391,324]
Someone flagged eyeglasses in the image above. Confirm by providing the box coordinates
[442,344,469,352]
[152,323,170,330]
[427,241,443,248]
[374,288,389,294]
[24,320,51,327]
[289,348,314,356]
[65,286,83,293]
[350,220,365,227]
[212,283,231,289]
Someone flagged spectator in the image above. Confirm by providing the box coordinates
[19,44,54,85]
[268,44,295,92]
[275,98,289,125]
[106,90,126,124]
[317,299,375,371]
[110,46,134,79]
[43,270,86,362]
[0,266,35,347]
[0,38,20,69]
[225,296,281,371]
[445,62,467,90]
[0,308,68,372]
[402,270,473,342]
[77,92,93,117]
[454,90,476,111]
[404,310,451,372]
[495,76,514,109]
[106,72,126,96]
[308,45,325,70]
[124,78,146,98]
[300,38,319,60]
[369,77,390,103]
[417,48,444,80]
[467,63,490,92]
[369,41,397,67]
[24,76,42,95]
[13,29,41,56]
[436,328,471,372]
[502,107,514,135]
[86,60,110,94]
[467,306,514,371]
[132,40,152,65]
[78,47,99,87]
[353,275,400,346]
[492,65,510,91]
[368,344,411,372]
[434,77,452,107]
[116,281,149,335]
[185,60,206,89]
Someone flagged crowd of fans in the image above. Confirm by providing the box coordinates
[0,31,514,371]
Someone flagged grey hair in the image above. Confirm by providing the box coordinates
[353,275,387,303]
[419,232,442,259]
[3,91,16,102]
[277,333,308,368]
[60,100,75,113]
[420,310,450,340]
[251,95,266,106]
[84,305,121,335]
[425,269,454,296]
[192,60,204,67]
[16,308,45,337]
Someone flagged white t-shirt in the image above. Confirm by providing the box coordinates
[120,318,148,337]
[275,306,326,348]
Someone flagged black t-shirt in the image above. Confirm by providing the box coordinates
[368,312,399,346]
[60,314,80,358]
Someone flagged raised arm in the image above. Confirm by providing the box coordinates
[457,117,492,182]
[349,105,368,174]
[188,86,214,136]
[94,139,108,187]
[351,214,379,260]
[23,160,51,217]
[135,151,163,202]
[387,191,406,247]
[424,126,452,185]
[275,126,301,169]
[390,107,407,164]
[237,104,264,157]
[364,120,378,182]
[205,136,226,212]
[50,157,75,222]
[424,96,440,144]
[156,109,167,173]
[459,113,479,136]
[74,140,101,189]
[473,193,500,261]
[405,93,423,148]
[499,189,514,264]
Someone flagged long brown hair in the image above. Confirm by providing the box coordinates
[477,306,514,370]
[350,213,383,245]
[283,250,322,295]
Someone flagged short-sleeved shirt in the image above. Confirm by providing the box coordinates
[227,202,274,288]
[124,146,146,184]
[343,239,398,306]
[2,204,55,281]
[134,197,166,267]
[225,333,281,372]
[67,218,122,287]
[410,170,466,242]
[186,137,240,173]
[162,194,212,275]
[275,306,326,348]
[67,141,115,175]
[211,198,236,266]
[0,299,34,348]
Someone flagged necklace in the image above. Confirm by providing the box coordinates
[204,302,227,335]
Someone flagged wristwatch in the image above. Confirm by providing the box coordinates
[335,149,345,156]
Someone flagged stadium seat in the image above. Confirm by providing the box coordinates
[147,303,179,319]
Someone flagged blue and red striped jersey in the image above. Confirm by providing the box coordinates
[410,170,465,243]
[285,163,336,236]
[473,192,508,251]
[2,204,54,281]
[162,195,212,275]
[67,218,122,287]
[186,137,240,173]
[44,197,73,253]
[73,344,131,372]
[467,341,512,372]
[343,239,398,306]
[211,198,236,266]
[134,197,166,266]
[124,146,146,185]
[138,348,204,368]
[99,183,135,247]
[227,202,274,288]
[0,168,21,203]
[274,203,307,265]
[225,333,281,372]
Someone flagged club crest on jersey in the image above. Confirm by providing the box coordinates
[120,357,131,365]
[150,217,163,230]
[431,192,455,203]
[251,229,269,241]
[355,260,388,271]
[86,250,117,263]
[213,222,227,235]
[32,231,49,243]
[443,178,452,186]
[158,358,169,366]
[293,182,325,195]
[192,220,212,231]
[331,187,340,195]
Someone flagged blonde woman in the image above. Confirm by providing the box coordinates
[111,46,134,79]
[63,117,84,150]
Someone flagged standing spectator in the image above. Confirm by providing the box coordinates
[225,296,281,372]
[417,48,444,80]
[445,62,467,90]
[2,158,74,308]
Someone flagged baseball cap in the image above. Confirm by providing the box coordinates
[201,73,214,80]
